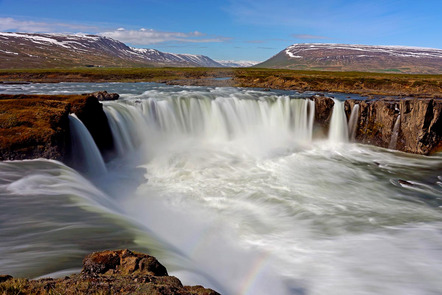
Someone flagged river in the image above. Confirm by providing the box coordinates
[0,83,441,295]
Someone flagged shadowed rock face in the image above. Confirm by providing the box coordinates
[0,249,220,295]
[311,95,441,154]
[343,98,441,154]
[313,95,335,132]
[68,95,116,161]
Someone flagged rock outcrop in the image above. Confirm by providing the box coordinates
[309,95,441,154]
[0,93,115,162]
[90,91,120,101]
[68,95,115,161]
[312,94,334,131]
[0,95,73,161]
[0,249,220,295]
[343,98,441,154]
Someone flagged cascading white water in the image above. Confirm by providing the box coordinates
[1,83,442,295]
[329,99,349,143]
[104,95,316,156]
[69,114,107,176]
[389,115,401,150]
[348,104,359,141]
[103,104,147,156]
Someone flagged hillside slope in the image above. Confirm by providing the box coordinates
[0,32,224,68]
[256,43,442,74]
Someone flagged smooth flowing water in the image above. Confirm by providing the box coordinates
[69,114,107,176]
[348,104,360,142]
[0,83,441,295]
[389,115,401,150]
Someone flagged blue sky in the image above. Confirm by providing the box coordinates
[0,0,441,62]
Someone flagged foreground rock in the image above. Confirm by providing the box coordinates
[0,249,219,295]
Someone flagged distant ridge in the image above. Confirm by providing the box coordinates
[216,60,259,67]
[0,32,224,68]
[256,43,442,74]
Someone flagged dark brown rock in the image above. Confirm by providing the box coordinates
[82,249,168,277]
[0,94,117,162]
[0,275,12,283]
[90,91,120,101]
[69,95,116,161]
[0,95,73,161]
[398,179,414,186]
[0,250,220,295]
[343,97,442,154]
[312,94,335,132]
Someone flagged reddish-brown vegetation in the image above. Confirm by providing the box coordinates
[0,94,87,160]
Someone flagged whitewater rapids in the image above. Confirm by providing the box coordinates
[0,83,441,295]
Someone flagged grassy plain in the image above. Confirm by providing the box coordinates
[0,67,441,97]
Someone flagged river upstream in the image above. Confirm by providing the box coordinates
[0,83,441,295]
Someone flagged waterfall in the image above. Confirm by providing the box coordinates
[104,103,148,156]
[348,104,360,141]
[328,99,349,143]
[291,99,315,142]
[389,115,401,150]
[104,96,317,151]
[69,114,107,176]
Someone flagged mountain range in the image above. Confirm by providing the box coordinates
[0,32,256,68]
[256,43,442,74]
[1,32,441,73]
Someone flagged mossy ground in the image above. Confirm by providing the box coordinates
[0,67,441,97]
[0,94,87,160]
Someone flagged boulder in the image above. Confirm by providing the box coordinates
[0,250,220,295]
[90,91,119,101]
[82,249,168,277]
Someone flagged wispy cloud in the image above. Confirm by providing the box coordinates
[292,34,330,40]
[100,28,231,45]
[0,17,96,33]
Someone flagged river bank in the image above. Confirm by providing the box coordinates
[1,68,441,97]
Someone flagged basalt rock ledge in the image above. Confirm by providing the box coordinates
[0,93,115,162]
[345,97,441,154]
[313,96,441,154]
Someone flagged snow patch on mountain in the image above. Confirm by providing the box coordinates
[216,60,259,67]
[0,32,224,68]
[285,43,442,59]
[130,47,223,67]
[0,49,18,55]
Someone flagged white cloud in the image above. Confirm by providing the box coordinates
[0,17,231,46]
[0,17,96,33]
[99,28,230,45]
